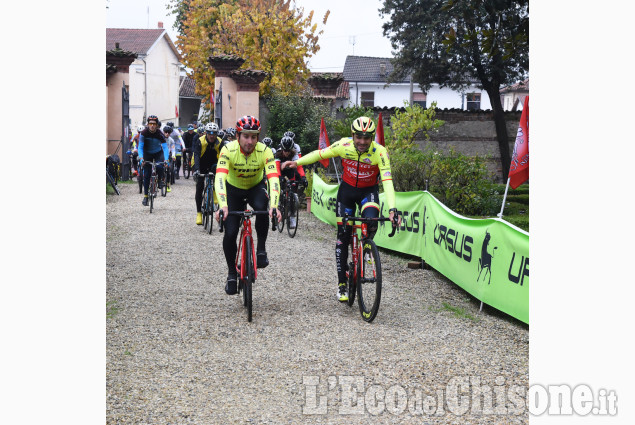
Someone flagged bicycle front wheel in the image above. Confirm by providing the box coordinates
[201,186,209,230]
[357,238,382,322]
[207,186,214,234]
[277,200,285,233]
[184,156,190,179]
[243,235,255,322]
[287,193,299,238]
[107,170,120,195]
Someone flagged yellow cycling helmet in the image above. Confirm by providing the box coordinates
[351,116,376,137]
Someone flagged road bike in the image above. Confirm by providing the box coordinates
[219,208,277,322]
[143,159,160,213]
[161,159,171,197]
[106,165,120,195]
[277,177,303,238]
[201,171,218,234]
[182,149,192,179]
[341,212,398,322]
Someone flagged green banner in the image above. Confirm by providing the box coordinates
[309,173,529,324]
[420,192,528,324]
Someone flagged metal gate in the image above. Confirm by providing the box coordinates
[121,81,131,180]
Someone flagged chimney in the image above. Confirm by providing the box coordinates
[158,21,163,29]
[379,62,386,77]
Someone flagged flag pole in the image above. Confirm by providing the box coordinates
[497,178,511,219]
[331,157,341,184]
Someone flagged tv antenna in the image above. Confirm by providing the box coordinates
[349,36,356,54]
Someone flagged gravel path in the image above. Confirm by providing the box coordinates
[107,176,528,424]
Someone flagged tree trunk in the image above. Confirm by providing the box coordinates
[486,85,511,181]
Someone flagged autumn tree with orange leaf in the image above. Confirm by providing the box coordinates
[168,0,329,112]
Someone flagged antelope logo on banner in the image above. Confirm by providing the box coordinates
[477,230,498,285]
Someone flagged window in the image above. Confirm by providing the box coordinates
[361,91,374,108]
[413,92,427,109]
[466,93,481,110]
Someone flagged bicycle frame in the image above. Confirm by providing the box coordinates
[235,213,257,282]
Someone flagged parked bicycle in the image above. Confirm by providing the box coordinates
[201,171,218,234]
[106,164,120,195]
[341,211,398,322]
[219,208,278,322]
[277,177,303,238]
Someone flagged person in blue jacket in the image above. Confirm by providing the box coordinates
[138,115,169,206]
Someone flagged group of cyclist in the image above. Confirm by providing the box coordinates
[130,113,400,303]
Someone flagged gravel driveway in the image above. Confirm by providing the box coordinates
[107,176,528,424]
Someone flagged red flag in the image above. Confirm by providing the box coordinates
[175,105,179,118]
[318,117,331,168]
[508,96,529,189]
[375,112,385,146]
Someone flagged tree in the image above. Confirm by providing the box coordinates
[168,0,329,109]
[380,0,528,180]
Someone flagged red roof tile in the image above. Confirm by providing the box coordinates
[106,28,167,55]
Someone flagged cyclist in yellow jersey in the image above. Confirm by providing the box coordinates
[282,116,401,302]
[215,115,282,295]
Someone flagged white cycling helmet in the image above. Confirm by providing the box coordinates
[137,125,144,132]
[205,122,219,133]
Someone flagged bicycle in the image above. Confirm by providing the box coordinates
[277,177,303,238]
[142,159,160,213]
[182,149,192,179]
[219,208,278,322]
[341,212,399,322]
[161,159,172,197]
[106,165,120,195]
[200,171,218,234]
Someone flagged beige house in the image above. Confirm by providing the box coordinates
[501,78,529,111]
[106,25,182,133]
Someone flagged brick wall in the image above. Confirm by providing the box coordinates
[380,109,522,183]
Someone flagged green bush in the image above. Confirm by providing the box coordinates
[385,102,499,216]
[263,89,333,155]
[332,105,375,139]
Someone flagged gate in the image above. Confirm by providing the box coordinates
[121,81,131,181]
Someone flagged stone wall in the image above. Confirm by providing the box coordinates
[380,109,523,183]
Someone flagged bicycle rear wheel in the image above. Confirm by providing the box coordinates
[357,238,382,322]
[287,193,299,238]
[346,242,359,307]
[243,236,255,322]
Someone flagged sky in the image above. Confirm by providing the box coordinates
[105,0,394,72]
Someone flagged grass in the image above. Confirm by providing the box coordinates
[434,302,480,322]
[106,300,120,319]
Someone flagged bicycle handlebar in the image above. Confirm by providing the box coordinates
[341,214,400,238]
[218,209,275,233]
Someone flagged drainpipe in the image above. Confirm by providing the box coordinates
[355,82,359,106]
[141,55,148,121]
